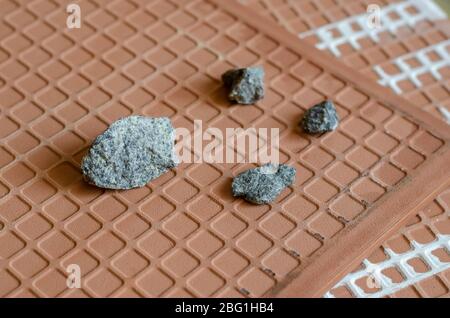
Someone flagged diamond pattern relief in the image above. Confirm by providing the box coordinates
[0,0,448,298]
[212,249,249,278]
[238,268,275,297]
[162,249,199,278]
[11,250,48,278]
[187,230,224,258]
[88,231,125,259]
[138,231,174,259]
[236,231,273,258]
[16,213,52,240]
[188,268,225,297]
[34,269,67,297]
[85,269,123,297]
[1,196,31,222]
[262,248,300,277]
[0,231,26,259]
[112,249,149,279]
[137,269,174,297]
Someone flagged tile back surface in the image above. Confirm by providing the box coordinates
[327,183,450,298]
[239,0,450,297]
[0,0,450,298]
[240,0,450,121]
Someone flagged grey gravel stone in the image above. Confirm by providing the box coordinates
[300,100,339,134]
[81,116,178,190]
[222,66,265,104]
[232,163,296,204]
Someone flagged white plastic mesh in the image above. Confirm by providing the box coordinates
[246,0,450,297]
[374,40,450,95]
[313,0,450,297]
[439,106,450,124]
[299,0,446,57]
[324,234,450,298]
[298,0,450,124]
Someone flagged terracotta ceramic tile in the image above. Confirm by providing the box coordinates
[0,0,449,299]
[241,0,450,121]
[242,0,450,298]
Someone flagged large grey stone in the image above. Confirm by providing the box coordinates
[222,66,265,104]
[300,100,339,134]
[232,164,296,204]
[81,116,178,189]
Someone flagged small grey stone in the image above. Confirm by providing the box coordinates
[300,100,339,134]
[222,66,265,104]
[232,164,296,204]
[81,116,178,190]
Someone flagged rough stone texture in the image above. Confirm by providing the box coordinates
[222,66,265,104]
[300,100,340,134]
[81,116,178,189]
[232,164,296,204]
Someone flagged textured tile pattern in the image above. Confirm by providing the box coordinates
[240,0,450,121]
[239,0,450,297]
[0,0,448,297]
[327,185,450,298]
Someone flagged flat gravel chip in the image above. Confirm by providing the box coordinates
[222,66,265,104]
[300,100,339,134]
[81,116,178,190]
[232,163,296,204]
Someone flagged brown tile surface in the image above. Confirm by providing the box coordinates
[241,0,450,297]
[240,0,450,120]
[0,0,449,298]
[327,184,450,298]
